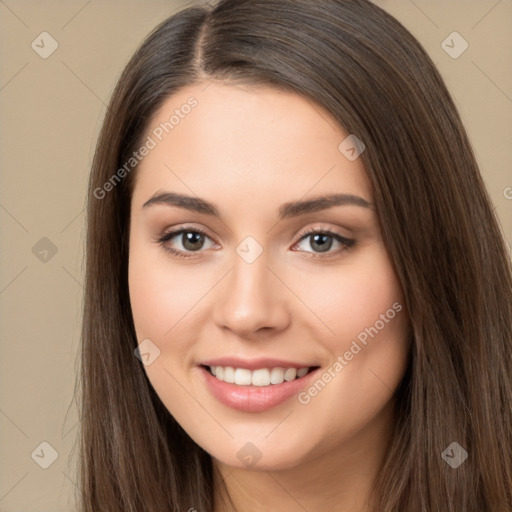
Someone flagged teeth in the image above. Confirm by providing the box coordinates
[270,367,285,384]
[209,366,311,386]
[223,366,235,383]
[252,369,270,387]
[234,368,252,385]
[297,367,308,378]
[283,368,297,381]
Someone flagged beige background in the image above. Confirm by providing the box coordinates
[0,1,511,510]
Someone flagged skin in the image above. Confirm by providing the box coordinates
[128,82,411,512]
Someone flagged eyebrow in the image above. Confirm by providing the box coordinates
[142,191,374,219]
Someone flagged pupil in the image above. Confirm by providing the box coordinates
[183,232,204,251]
[311,234,332,253]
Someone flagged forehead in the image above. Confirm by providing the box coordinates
[131,82,372,211]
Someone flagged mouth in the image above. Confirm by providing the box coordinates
[198,361,321,412]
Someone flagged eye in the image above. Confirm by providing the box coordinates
[292,228,355,257]
[156,226,355,260]
[156,227,217,258]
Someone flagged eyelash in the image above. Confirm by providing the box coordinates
[155,226,355,260]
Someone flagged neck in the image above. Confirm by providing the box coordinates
[213,397,396,512]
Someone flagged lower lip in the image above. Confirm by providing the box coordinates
[200,366,319,412]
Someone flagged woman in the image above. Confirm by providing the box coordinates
[78,0,512,510]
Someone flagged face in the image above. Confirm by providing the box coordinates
[128,82,410,471]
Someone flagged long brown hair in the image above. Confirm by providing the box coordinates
[77,0,512,510]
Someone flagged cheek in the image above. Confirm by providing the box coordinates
[290,243,410,409]
[128,241,206,342]
[128,247,203,401]
[291,243,405,346]
[289,253,410,464]
[289,247,409,449]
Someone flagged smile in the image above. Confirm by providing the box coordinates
[199,359,320,412]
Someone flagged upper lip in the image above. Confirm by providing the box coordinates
[200,357,318,371]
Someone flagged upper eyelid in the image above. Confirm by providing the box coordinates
[159,223,350,240]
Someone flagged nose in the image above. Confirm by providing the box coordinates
[213,252,291,339]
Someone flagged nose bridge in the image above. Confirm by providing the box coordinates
[229,232,272,298]
[227,251,273,314]
[213,246,289,336]
[231,252,269,301]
